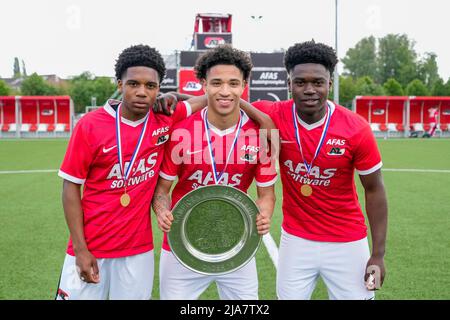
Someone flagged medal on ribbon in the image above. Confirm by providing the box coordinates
[203,108,244,185]
[115,103,151,207]
[292,103,332,197]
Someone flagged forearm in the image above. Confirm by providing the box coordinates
[256,186,276,218]
[152,186,172,216]
[62,181,88,254]
[365,189,388,257]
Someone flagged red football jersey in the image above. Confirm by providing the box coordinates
[160,108,278,250]
[254,99,382,242]
[429,108,438,123]
[58,100,191,258]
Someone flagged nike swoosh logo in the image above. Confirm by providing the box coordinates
[102,145,117,153]
[186,149,202,155]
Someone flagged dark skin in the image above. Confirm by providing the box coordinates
[289,62,387,290]
[62,66,161,284]
[289,63,331,125]
[62,66,234,284]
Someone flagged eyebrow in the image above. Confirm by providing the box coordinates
[126,79,158,85]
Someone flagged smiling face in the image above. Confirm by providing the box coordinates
[289,63,332,123]
[202,64,245,118]
[117,66,160,121]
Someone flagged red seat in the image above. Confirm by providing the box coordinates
[29,124,38,132]
[441,123,449,131]
[423,124,431,131]
[47,124,55,132]
[64,124,70,132]
[379,124,388,131]
[396,124,404,131]
[1,124,9,132]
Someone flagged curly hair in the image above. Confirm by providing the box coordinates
[114,44,166,82]
[194,45,253,81]
[284,41,338,75]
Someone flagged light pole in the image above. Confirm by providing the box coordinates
[334,0,339,104]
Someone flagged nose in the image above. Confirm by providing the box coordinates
[219,84,231,96]
[136,84,147,97]
[304,82,316,94]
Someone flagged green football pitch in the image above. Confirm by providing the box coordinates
[0,138,449,300]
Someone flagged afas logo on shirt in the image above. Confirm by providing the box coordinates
[326,138,346,156]
[152,127,169,146]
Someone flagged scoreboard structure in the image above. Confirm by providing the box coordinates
[160,13,288,103]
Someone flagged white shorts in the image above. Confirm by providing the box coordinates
[159,249,258,300]
[56,250,154,300]
[277,229,375,300]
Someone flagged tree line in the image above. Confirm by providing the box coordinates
[337,33,450,107]
[1,33,449,112]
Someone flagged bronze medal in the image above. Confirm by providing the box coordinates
[120,193,131,207]
[300,184,313,197]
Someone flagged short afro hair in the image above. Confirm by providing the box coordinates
[194,45,253,81]
[114,44,166,83]
[284,41,338,75]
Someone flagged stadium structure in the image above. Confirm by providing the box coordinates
[0,13,449,138]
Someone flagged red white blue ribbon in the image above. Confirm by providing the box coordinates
[203,108,244,185]
[115,103,150,185]
[292,102,331,177]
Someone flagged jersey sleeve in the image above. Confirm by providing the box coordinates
[353,123,383,175]
[171,101,192,124]
[58,119,94,184]
[159,128,183,181]
[255,143,278,187]
[252,100,280,128]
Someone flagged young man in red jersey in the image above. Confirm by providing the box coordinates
[423,106,439,138]
[56,44,209,300]
[152,45,277,300]
[253,41,388,300]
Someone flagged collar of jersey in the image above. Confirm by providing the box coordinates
[297,100,336,131]
[103,99,148,127]
[201,107,249,137]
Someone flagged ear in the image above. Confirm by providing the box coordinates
[201,78,207,91]
[117,79,123,94]
[287,77,292,93]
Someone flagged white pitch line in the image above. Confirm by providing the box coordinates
[0,169,58,174]
[262,233,279,270]
[382,168,450,173]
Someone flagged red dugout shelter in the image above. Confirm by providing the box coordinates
[353,96,450,138]
[0,96,74,138]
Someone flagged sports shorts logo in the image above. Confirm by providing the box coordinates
[103,145,117,153]
[57,288,69,300]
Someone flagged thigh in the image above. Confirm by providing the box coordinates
[216,258,258,300]
[320,238,375,300]
[56,254,109,300]
[159,249,212,300]
[109,250,154,300]
[276,230,320,300]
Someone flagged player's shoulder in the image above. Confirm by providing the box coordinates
[75,107,110,129]
[171,108,202,131]
[332,102,370,129]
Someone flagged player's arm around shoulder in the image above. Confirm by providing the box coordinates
[255,184,276,235]
[152,177,175,233]
[359,170,388,290]
[62,180,99,284]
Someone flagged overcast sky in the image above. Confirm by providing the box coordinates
[1,0,449,80]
